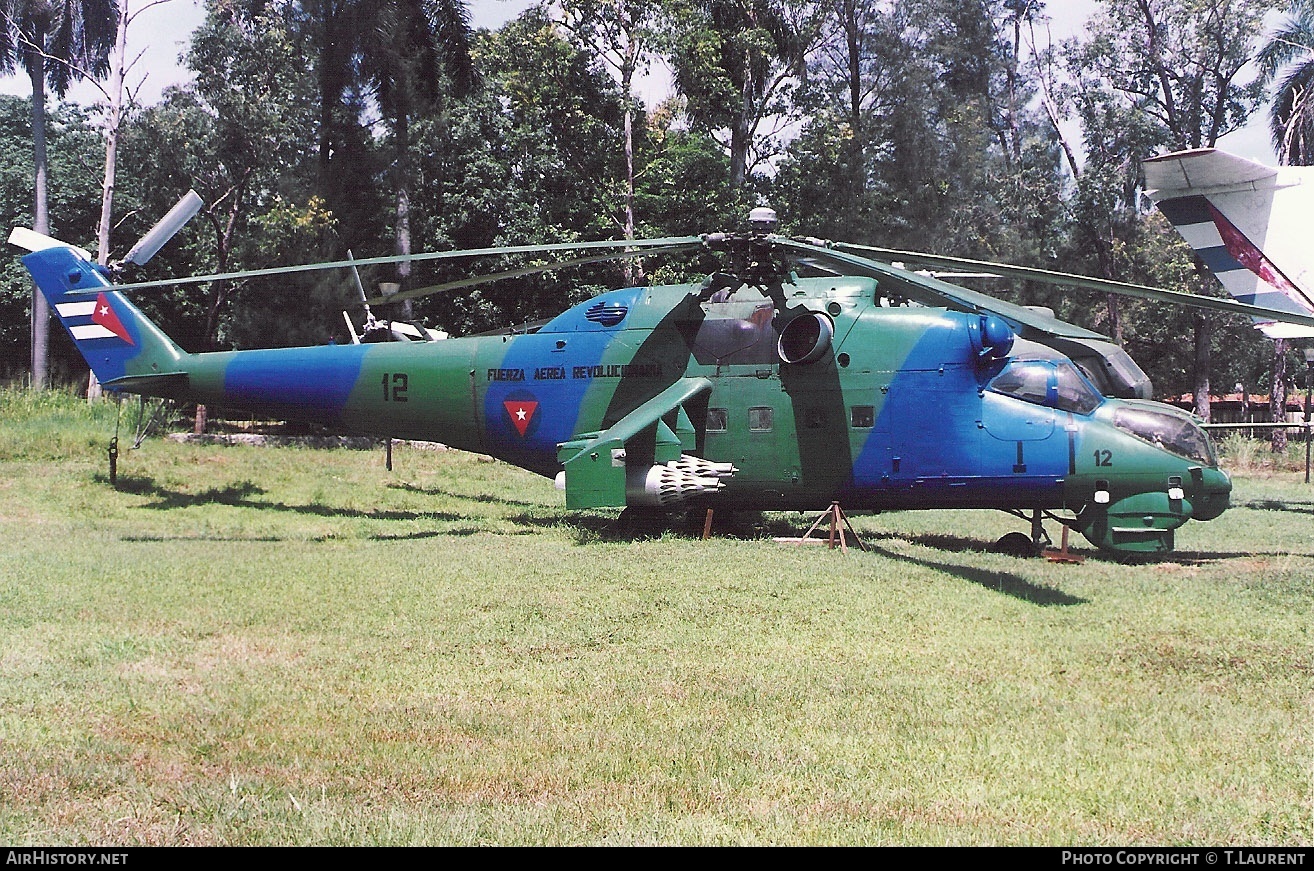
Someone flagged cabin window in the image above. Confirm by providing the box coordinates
[989,360,1101,415]
[706,407,728,432]
[748,406,774,432]
[851,406,875,428]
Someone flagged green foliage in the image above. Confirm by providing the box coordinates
[1056,0,1277,407]
[660,0,818,186]
[114,2,330,351]
[775,0,1067,265]
[403,6,633,334]
[0,96,105,379]
[0,0,1295,414]
[1257,0,1314,163]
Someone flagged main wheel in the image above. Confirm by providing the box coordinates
[992,531,1037,558]
[613,506,672,537]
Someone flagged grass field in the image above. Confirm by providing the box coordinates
[1,389,1311,845]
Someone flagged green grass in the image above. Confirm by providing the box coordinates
[1,389,1311,845]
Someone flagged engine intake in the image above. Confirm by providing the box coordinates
[778,311,833,364]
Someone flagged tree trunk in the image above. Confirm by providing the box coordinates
[90,0,132,404]
[1271,338,1289,453]
[393,109,415,322]
[621,32,639,285]
[729,44,754,189]
[29,52,50,391]
[1192,311,1211,422]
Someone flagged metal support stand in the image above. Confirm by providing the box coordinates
[386,438,393,471]
[798,502,867,553]
[108,436,118,488]
[1043,524,1084,564]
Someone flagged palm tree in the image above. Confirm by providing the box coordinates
[0,0,118,389]
[358,0,474,303]
[311,0,474,301]
[1259,0,1314,164]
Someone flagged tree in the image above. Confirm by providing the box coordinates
[357,0,474,308]
[662,0,821,188]
[302,0,473,276]
[774,0,1067,269]
[82,0,179,400]
[772,0,916,240]
[0,0,118,388]
[0,96,102,379]
[1065,0,1274,422]
[1258,0,1314,164]
[120,0,321,354]
[411,6,630,333]
[556,0,660,280]
[1256,0,1314,450]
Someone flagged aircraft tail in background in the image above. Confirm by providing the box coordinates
[1143,147,1314,340]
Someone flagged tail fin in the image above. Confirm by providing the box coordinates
[1143,148,1314,339]
[10,229,189,392]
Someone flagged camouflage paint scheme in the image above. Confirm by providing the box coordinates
[23,240,1231,553]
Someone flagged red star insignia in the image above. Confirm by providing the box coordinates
[503,400,538,437]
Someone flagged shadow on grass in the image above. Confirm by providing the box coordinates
[366,530,457,541]
[507,508,804,543]
[1142,549,1314,565]
[387,481,542,509]
[508,511,626,540]
[121,534,285,542]
[504,511,1080,604]
[863,538,1087,606]
[1235,498,1314,516]
[110,474,467,523]
[873,530,1309,568]
[104,474,265,506]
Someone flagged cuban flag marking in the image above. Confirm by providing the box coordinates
[57,292,135,344]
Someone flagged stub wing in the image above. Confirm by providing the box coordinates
[1143,148,1314,339]
[555,378,731,510]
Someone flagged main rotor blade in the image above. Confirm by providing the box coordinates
[831,241,1314,332]
[362,243,697,306]
[98,236,703,294]
[777,238,1109,340]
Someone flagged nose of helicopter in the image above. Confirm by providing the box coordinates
[1190,465,1232,521]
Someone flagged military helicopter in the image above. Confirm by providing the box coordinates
[15,198,1277,555]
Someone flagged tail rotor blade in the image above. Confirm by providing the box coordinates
[122,190,205,266]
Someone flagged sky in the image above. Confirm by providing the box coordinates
[0,0,1278,163]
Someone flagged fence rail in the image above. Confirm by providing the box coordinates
[1202,422,1314,482]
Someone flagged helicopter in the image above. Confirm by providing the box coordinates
[14,199,1276,556]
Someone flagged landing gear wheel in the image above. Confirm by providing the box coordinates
[993,531,1038,558]
[613,507,671,537]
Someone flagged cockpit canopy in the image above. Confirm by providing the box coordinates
[1111,406,1218,466]
[988,359,1103,415]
